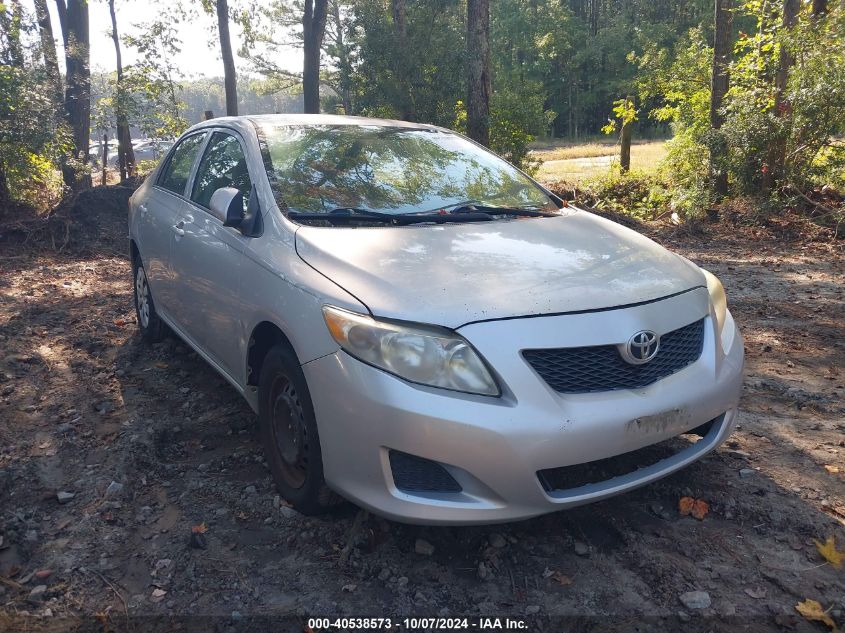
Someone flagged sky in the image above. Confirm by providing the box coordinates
[22,0,301,79]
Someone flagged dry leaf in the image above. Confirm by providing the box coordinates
[191,523,208,534]
[154,362,168,369]
[550,571,573,586]
[679,497,709,520]
[795,599,835,630]
[824,465,840,474]
[813,535,844,569]
[691,499,710,520]
[150,588,167,603]
[113,319,126,327]
[679,497,695,516]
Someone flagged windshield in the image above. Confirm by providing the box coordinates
[255,124,555,217]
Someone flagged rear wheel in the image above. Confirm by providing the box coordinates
[258,344,338,514]
[132,258,165,343]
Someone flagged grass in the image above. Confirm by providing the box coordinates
[531,139,668,183]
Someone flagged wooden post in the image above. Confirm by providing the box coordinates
[203,110,215,120]
[101,133,108,186]
[620,104,632,173]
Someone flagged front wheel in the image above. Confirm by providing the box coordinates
[132,258,165,343]
[258,344,339,514]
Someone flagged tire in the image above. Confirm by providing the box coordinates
[132,257,165,343]
[258,343,339,514]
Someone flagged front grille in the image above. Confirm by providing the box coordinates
[389,450,462,493]
[523,318,705,394]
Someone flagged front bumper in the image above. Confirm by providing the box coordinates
[303,289,744,525]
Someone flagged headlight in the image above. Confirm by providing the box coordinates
[322,306,500,396]
[701,268,727,334]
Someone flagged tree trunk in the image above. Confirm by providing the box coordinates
[0,164,10,215]
[391,0,415,121]
[765,0,799,190]
[620,112,632,173]
[216,0,238,116]
[811,0,827,17]
[108,0,135,181]
[709,0,733,197]
[33,0,62,107]
[1,0,25,67]
[331,1,352,114]
[302,0,329,114]
[466,0,491,147]
[59,0,92,192]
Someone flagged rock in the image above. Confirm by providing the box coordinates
[342,583,357,593]
[396,576,408,588]
[477,562,490,580]
[378,568,391,581]
[415,538,435,556]
[679,591,711,610]
[244,485,257,495]
[739,469,755,479]
[279,506,300,519]
[29,585,48,599]
[525,605,541,615]
[573,541,589,557]
[56,491,75,504]
[105,481,124,497]
[489,533,507,549]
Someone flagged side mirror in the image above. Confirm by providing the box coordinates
[209,187,244,227]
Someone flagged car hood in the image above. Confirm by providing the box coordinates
[294,210,705,329]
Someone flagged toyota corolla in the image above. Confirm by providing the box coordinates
[128,114,744,524]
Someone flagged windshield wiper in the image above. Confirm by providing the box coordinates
[288,206,494,226]
[446,204,554,218]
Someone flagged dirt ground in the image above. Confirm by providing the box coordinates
[0,194,843,631]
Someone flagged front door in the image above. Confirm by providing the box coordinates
[168,130,254,383]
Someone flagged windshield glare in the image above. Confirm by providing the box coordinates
[256,124,555,217]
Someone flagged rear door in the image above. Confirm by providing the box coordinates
[137,131,207,318]
[168,130,255,382]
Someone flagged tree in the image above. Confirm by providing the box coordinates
[709,0,732,196]
[108,0,135,180]
[764,0,799,189]
[303,0,328,113]
[56,0,92,191]
[466,0,491,146]
[215,0,238,116]
[33,0,62,107]
[390,0,414,120]
[0,0,24,68]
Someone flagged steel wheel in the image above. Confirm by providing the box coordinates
[269,374,308,489]
[135,266,151,329]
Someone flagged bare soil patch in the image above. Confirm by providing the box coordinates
[0,197,843,629]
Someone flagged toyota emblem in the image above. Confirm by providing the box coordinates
[621,330,660,365]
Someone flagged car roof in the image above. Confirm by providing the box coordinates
[185,113,445,136]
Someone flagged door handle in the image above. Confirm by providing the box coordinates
[171,221,185,236]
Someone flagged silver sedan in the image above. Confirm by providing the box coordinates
[128,115,744,524]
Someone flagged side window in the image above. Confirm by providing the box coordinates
[191,132,253,210]
[157,133,207,195]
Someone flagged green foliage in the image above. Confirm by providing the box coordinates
[584,167,673,220]
[601,97,638,135]
[0,13,69,210]
[631,2,845,206]
[122,11,190,140]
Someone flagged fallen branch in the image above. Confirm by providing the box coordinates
[786,184,842,219]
